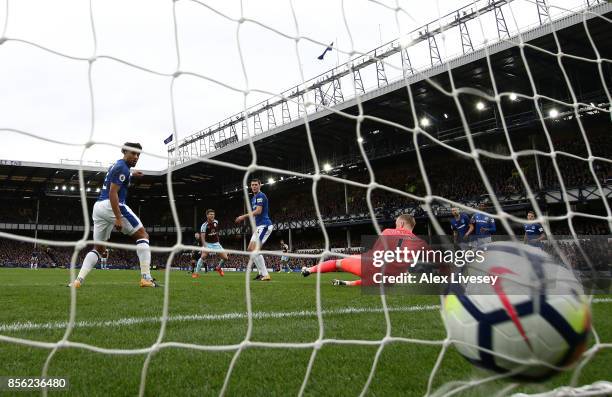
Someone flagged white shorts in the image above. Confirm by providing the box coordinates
[92,200,143,242]
[281,256,289,262]
[249,224,273,246]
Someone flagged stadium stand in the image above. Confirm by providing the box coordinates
[0,7,609,273]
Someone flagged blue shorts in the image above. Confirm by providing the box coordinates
[206,242,224,251]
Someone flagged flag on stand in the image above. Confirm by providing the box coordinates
[317,42,334,60]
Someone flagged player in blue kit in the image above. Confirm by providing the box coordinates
[465,202,496,249]
[450,207,471,249]
[69,142,158,288]
[235,178,273,281]
[524,210,545,248]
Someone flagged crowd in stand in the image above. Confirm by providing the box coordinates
[2,214,607,270]
[550,222,610,236]
[1,131,610,269]
[1,134,609,229]
[0,239,314,271]
[237,134,612,224]
[544,238,609,271]
[0,241,143,269]
[0,240,34,266]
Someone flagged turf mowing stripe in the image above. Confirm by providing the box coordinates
[1,298,610,333]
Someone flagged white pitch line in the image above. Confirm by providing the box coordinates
[0,304,439,333]
[1,298,610,333]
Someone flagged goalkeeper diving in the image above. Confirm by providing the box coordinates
[301,214,427,286]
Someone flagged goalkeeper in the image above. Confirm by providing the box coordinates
[301,214,425,286]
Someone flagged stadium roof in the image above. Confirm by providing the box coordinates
[168,5,612,192]
[0,160,163,198]
[2,5,610,199]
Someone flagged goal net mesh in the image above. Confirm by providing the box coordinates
[0,0,610,396]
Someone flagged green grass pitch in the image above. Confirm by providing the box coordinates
[0,268,610,396]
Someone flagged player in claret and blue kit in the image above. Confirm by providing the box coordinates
[280,240,291,272]
[465,202,496,250]
[30,250,38,269]
[193,209,227,278]
[524,210,545,248]
[235,178,273,281]
[69,142,158,288]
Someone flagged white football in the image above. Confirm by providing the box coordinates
[441,242,591,380]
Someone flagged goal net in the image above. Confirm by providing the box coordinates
[0,0,610,396]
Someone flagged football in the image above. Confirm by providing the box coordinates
[441,242,591,380]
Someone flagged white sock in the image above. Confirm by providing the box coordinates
[136,239,152,279]
[250,255,260,274]
[77,250,99,281]
[254,254,268,277]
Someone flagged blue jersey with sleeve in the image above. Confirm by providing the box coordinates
[450,213,471,238]
[250,192,272,226]
[98,159,131,204]
[470,212,496,236]
[524,223,544,241]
